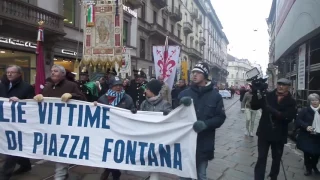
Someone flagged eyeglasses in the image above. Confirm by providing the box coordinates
[6,72,18,75]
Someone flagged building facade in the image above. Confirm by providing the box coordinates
[0,0,141,82]
[266,0,277,90]
[226,54,253,87]
[136,0,228,82]
[270,0,320,106]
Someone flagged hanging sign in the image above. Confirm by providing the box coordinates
[0,37,37,49]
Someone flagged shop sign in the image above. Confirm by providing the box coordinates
[0,37,37,49]
[123,5,137,18]
[61,49,77,56]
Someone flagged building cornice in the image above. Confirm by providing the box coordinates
[267,0,276,24]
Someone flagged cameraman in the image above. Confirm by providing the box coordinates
[251,78,296,180]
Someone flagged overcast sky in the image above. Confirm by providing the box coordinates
[211,0,273,74]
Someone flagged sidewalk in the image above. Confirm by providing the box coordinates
[2,97,319,180]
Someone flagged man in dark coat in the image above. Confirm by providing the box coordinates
[126,69,147,109]
[178,62,226,180]
[251,78,296,180]
[76,71,99,102]
[33,64,86,180]
[171,79,187,108]
[96,76,134,180]
[0,65,34,180]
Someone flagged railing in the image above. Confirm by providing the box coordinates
[196,15,202,24]
[150,0,167,8]
[0,0,64,33]
[170,7,182,21]
[189,48,202,58]
[190,8,198,19]
[183,22,193,33]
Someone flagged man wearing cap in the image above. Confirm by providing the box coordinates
[251,78,296,180]
[95,76,134,180]
[178,62,226,180]
[126,69,147,109]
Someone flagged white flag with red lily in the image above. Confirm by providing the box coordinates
[153,37,180,89]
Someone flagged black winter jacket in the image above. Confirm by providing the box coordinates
[178,83,226,161]
[295,107,320,154]
[251,90,296,143]
[0,77,34,99]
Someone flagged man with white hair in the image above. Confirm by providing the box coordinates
[33,64,86,180]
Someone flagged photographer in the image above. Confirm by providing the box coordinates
[251,78,296,180]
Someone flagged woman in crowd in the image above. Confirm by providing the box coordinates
[140,79,172,180]
[295,93,320,176]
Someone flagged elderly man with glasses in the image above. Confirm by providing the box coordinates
[0,65,35,180]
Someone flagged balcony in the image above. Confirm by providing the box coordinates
[188,48,202,59]
[150,23,168,36]
[151,0,167,9]
[169,7,182,22]
[125,0,143,9]
[196,15,202,24]
[0,0,65,35]
[183,22,193,34]
[190,8,198,19]
[199,37,206,46]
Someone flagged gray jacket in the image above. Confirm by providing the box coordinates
[140,97,172,112]
[241,92,253,109]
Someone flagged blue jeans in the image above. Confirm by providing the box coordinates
[180,160,208,180]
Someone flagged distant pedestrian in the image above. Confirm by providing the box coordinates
[241,86,257,137]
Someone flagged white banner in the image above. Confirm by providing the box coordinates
[153,46,181,89]
[297,43,306,90]
[0,98,197,179]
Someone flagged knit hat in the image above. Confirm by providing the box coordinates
[146,79,162,96]
[109,76,123,87]
[192,62,210,79]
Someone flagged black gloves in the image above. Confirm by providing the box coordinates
[180,97,192,106]
[130,108,137,114]
[193,121,207,133]
[163,110,170,116]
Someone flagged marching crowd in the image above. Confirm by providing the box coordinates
[1,63,320,180]
[0,62,226,180]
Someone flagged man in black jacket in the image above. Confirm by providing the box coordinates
[0,65,34,180]
[251,78,296,180]
[178,62,226,180]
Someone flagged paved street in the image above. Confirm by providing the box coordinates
[0,96,319,180]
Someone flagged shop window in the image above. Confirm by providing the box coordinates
[0,49,36,84]
[123,21,129,46]
[63,0,75,25]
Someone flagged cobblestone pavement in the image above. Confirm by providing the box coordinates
[1,96,319,180]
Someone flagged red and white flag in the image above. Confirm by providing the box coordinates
[152,36,180,89]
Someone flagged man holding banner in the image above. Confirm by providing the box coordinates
[179,62,226,180]
[0,65,34,180]
[33,64,86,180]
[96,76,135,180]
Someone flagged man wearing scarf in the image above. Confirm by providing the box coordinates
[251,78,297,180]
[95,76,134,180]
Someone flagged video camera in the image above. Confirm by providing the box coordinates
[246,67,268,93]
